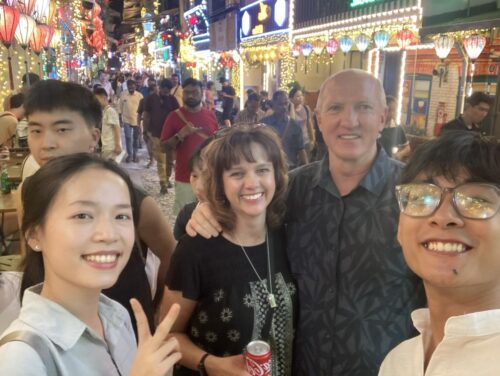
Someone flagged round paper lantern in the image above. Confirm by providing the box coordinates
[396,28,413,50]
[312,39,324,55]
[292,43,301,58]
[301,42,313,57]
[339,35,353,54]
[15,13,36,49]
[373,30,390,50]
[32,0,50,23]
[463,34,486,62]
[0,4,20,48]
[434,35,454,61]
[325,38,338,56]
[354,34,370,52]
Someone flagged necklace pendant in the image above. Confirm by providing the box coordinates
[268,293,277,308]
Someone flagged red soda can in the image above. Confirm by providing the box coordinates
[245,340,271,376]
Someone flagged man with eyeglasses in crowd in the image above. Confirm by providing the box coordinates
[380,131,500,375]
[440,92,492,135]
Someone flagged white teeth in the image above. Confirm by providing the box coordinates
[242,193,263,200]
[340,135,359,139]
[84,254,118,263]
[425,242,467,253]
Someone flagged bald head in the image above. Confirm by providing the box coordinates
[316,69,386,112]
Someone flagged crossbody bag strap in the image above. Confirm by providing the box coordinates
[175,109,209,140]
[0,331,61,375]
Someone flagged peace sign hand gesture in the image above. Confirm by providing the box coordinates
[129,299,182,376]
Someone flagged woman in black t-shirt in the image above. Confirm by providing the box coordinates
[164,125,296,375]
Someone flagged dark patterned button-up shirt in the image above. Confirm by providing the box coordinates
[286,149,425,376]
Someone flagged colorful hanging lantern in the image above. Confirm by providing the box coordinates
[325,38,338,56]
[49,27,61,48]
[40,24,53,50]
[339,35,353,54]
[10,0,36,15]
[292,43,301,58]
[463,34,486,62]
[373,30,390,50]
[312,39,324,55]
[32,0,50,23]
[434,35,454,61]
[355,34,370,52]
[396,28,413,50]
[15,13,36,49]
[0,4,20,48]
[301,42,313,57]
[29,23,47,54]
[46,0,56,26]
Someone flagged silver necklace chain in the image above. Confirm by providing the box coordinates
[235,230,277,308]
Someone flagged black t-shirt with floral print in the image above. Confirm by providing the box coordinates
[167,230,296,376]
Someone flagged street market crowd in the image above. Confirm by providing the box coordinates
[0,67,497,376]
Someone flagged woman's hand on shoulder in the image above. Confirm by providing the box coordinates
[129,299,182,376]
[205,354,250,376]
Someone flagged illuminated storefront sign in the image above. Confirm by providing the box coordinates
[238,0,289,41]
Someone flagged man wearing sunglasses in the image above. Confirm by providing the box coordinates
[380,131,500,375]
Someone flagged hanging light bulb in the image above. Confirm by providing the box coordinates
[463,34,486,63]
[373,30,390,50]
[434,34,455,62]
[292,43,301,58]
[301,42,313,57]
[339,35,353,54]
[325,38,338,56]
[396,28,413,50]
[312,39,324,55]
[354,34,370,53]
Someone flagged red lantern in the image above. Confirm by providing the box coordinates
[396,28,413,50]
[29,23,47,54]
[41,24,53,50]
[0,4,20,48]
[0,4,20,90]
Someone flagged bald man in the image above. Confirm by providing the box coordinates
[186,69,425,375]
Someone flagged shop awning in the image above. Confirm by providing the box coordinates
[420,9,500,40]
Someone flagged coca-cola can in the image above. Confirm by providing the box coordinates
[245,340,271,376]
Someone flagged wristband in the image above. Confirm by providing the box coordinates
[198,353,210,376]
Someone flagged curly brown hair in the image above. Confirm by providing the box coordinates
[203,125,288,231]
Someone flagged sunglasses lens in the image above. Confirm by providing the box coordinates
[455,184,500,219]
[396,184,441,217]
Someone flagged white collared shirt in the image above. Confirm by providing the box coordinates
[379,308,500,376]
[0,284,136,375]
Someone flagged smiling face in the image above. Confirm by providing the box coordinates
[316,71,387,165]
[28,167,135,298]
[222,142,276,223]
[28,110,100,166]
[398,173,500,289]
